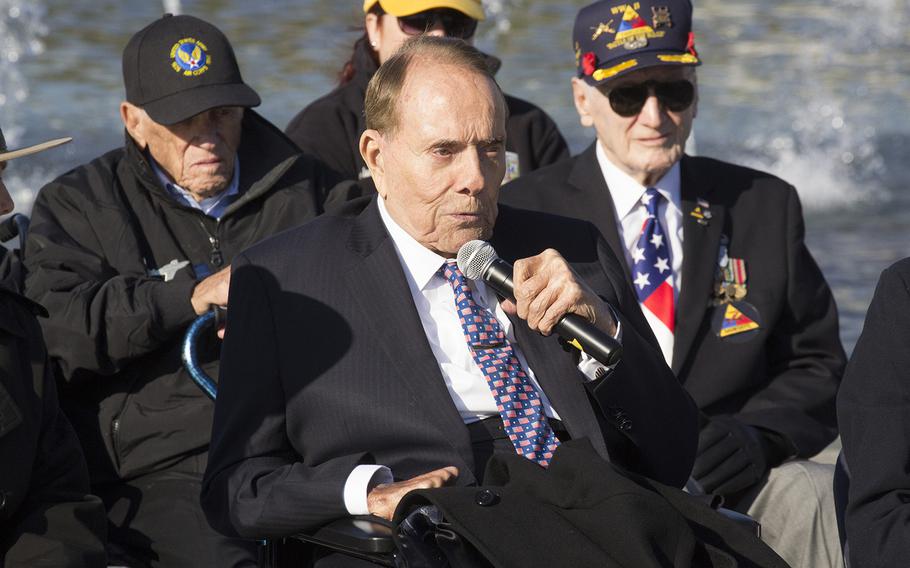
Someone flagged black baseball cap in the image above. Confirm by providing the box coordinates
[573,0,700,86]
[122,14,260,125]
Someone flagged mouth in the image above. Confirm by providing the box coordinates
[637,133,671,146]
[448,211,486,223]
[192,157,223,167]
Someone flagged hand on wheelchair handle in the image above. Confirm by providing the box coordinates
[691,415,769,497]
[367,466,459,521]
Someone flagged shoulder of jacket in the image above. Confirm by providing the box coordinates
[37,147,128,207]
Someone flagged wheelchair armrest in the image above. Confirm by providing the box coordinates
[301,515,397,554]
[261,517,398,568]
[716,507,761,538]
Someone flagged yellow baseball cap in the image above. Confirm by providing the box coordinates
[363,0,485,20]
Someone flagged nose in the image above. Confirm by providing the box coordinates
[426,21,447,37]
[458,148,486,195]
[637,94,664,126]
[0,178,15,216]
[193,111,220,148]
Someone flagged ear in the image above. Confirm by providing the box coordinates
[365,13,381,51]
[571,78,595,128]
[359,128,387,198]
[120,102,147,149]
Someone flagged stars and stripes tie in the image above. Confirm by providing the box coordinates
[442,261,560,467]
[631,188,675,332]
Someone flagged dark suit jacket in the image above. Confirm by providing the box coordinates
[837,257,910,567]
[501,144,845,457]
[399,439,788,568]
[201,197,698,538]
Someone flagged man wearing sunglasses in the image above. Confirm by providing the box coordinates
[285,0,569,204]
[501,1,845,566]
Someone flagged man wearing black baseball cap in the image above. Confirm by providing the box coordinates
[502,1,844,566]
[24,14,332,567]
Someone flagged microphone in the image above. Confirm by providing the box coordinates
[457,240,622,367]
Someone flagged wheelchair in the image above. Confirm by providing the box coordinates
[184,311,762,567]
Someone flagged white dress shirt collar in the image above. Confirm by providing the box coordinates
[595,141,682,218]
[377,197,449,293]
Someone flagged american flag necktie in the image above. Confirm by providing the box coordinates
[442,261,560,467]
[631,188,675,332]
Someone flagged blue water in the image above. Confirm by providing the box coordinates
[1,0,908,351]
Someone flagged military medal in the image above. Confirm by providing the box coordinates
[712,237,749,305]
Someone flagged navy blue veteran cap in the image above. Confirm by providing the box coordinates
[122,14,261,125]
[573,0,700,85]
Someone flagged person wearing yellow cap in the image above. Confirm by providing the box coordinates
[285,0,569,200]
[0,128,108,566]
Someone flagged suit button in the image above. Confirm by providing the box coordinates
[620,419,632,431]
[474,489,499,507]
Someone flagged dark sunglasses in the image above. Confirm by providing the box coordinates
[602,79,696,117]
[396,8,478,40]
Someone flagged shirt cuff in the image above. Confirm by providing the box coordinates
[343,464,394,515]
[577,304,623,382]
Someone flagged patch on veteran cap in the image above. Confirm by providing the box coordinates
[608,4,664,50]
[171,37,210,76]
[574,0,700,85]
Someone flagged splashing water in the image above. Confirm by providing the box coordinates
[481,0,516,36]
[0,0,47,145]
[694,0,909,212]
[0,0,52,217]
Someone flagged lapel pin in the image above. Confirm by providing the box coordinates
[691,198,711,226]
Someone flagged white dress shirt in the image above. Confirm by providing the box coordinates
[595,142,683,365]
[342,198,616,514]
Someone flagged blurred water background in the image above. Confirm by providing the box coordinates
[0,0,907,352]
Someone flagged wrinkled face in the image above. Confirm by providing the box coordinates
[375,62,506,257]
[123,105,243,200]
[574,66,697,186]
[0,162,14,215]
[366,11,475,64]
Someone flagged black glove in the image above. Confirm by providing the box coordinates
[691,415,771,496]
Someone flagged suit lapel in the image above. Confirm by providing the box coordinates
[492,214,610,460]
[567,144,632,284]
[344,199,477,480]
[671,156,726,374]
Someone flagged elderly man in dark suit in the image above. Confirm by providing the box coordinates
[837,258,910,567]
[500,1,846,566]
[201,36,698,557]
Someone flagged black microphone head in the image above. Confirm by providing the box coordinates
[456,240,498,280]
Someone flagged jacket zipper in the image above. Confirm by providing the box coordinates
[197,219,224,268]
